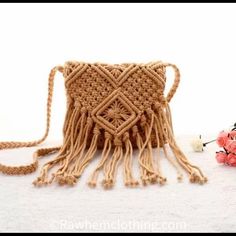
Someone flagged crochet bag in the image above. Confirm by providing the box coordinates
[0,61,207,188]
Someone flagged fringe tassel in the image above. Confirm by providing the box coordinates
[34,101,206,188]
[55,110,93,186]
[63,101,74,137]
[152,123,166,183]
[135,112,167,186]
[88,131,112,188]
[123,132,139,187]
[165,103,174,134]
[71,124,100,180]
[153,111,183,182]
[102,137,123,189]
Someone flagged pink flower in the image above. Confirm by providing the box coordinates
[216,131,229,147]
[215,152,227,164]
[225,140,236,153]
[226,153,236,167]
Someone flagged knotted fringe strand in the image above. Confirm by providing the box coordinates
[88,131,112,188]
[153,106,183,182]
[102,137,123,189]
[134,111,167,186]
[69,124,101,182]
[122,132,139,187]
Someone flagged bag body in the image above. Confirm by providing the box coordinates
[0,61,207,188]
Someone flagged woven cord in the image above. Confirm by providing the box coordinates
[0,66,63,175]
[163,63,180,103]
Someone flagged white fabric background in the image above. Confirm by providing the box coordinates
[0,137,235,232]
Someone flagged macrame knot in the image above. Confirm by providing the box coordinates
[123,132,130,142]
[132,125,139,137]
[56,175,66,186]
[114,137,122,146]
[32,177,44,187]
[93,125,101,135]
[140,114,147,127]
[104,131,112,140]
[146,108,153,116]
[81,107,87,113]
[86,117,93,127]
[157,88,163,94]
[74,99,81,108]
[154,102,162,111]
[65,175,77,186]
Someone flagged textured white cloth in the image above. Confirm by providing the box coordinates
[0,136,235,232]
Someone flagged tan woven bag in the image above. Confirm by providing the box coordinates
[0,61,207,188]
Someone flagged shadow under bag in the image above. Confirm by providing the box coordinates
[0,61,207,188]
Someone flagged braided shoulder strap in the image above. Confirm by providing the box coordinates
[164,63,180,103]
[0,66,63,175]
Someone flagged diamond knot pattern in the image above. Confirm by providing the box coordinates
[91,89,140,136]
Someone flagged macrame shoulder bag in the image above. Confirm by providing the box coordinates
[0,61,207,188]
